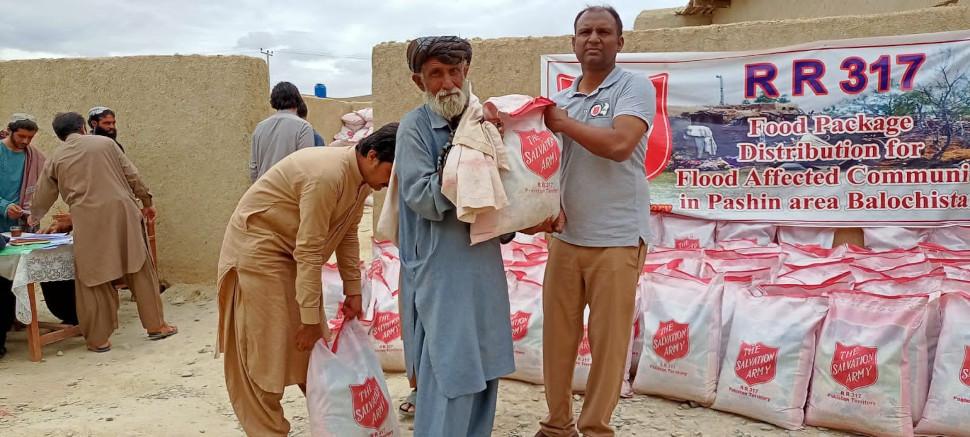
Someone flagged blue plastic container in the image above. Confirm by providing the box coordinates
[314,83,327,98]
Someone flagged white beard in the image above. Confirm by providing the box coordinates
[425,80,470,120]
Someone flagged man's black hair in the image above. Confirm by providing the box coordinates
[7,119,39,134]
[297,99,308,119]
[52,112,86,141]
[355,122,398,163]
[270,81,303,110]
[574,5,623,35]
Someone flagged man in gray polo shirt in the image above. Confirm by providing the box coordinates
[249,82,315,182]
[535,5,653,437]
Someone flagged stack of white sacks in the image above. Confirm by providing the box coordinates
[326,216,970,437]
[330,107,374,147]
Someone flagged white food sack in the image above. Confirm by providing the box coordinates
[712,291,828,430]
[805,292,926,437]
[307,320,400,437]
[471,95,562,244]
[633,272,723,404]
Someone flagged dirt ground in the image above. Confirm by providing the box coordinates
[0,283,857,437]
[0,204,851,436]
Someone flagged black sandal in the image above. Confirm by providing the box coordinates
[398,390,417,417]
[87,343,111,353]
[148,326,178,341]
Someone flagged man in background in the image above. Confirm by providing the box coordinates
[0,113,45,359]
[30,112,177,353]
[88,106,124,151]
[250,82,315,181]
[1,114,79,361]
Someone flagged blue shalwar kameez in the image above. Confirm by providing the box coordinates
[395,104,515,436]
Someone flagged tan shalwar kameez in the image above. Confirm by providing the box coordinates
[31,133,165,348]
[216,146,370,436]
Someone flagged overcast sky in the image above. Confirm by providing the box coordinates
[1,0,684,97]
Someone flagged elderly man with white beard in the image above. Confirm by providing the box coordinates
[393,36,515,436]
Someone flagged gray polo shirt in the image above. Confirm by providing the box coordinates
[551,67,654,247]
[249,110,315,182]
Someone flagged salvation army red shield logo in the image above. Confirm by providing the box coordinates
[735,342,779,386]
[653,320,690,362]
[349,377,390,430]
[831,342,879,391]
[578,327,591,356]
[556,73,575,92]
[646,73,672,180]
[517,129,560,181]
[961,345,970,387]
[372,311,401,344]
[510,311,531,342]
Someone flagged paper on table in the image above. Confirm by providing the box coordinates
[3,232,72,248]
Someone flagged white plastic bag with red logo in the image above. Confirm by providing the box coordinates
[645,248,705,277]
[503,233,548,263]
[863,227,929,251]
[755,274,854,298]
[470,95,562,244]
[855,275,945,424]
[364,242,405,372]
[703,250,784,278]
[926,226,970,251]
[943,264,970,280]
[915,291,970,437]
[851,251,931,279]
[504,256,547,285]
[659,215,716,249]
[624,278,647,392]
[712,291,828,430]
[715,222,777,246]
[716,240,782,256]
[777,226,836,249]
[805,292,927,437]
[571,308,594,393]
[780,243,847,263]
[776,259,853,285]
[632,271,723,404]
[323,263,346,322]
[720,269,774,360]
[919,242,970,261]
[506,270,545,385]
[366,267,405,372]
[307,319,400,437]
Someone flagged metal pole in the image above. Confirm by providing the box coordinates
[716,75,725,106]
[259,48,274,69]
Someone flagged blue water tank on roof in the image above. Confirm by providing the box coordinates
[314,83,327,98]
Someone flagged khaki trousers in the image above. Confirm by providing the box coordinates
[75,257,164,348]
[223,299,290,437]
[540,237,645,437]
